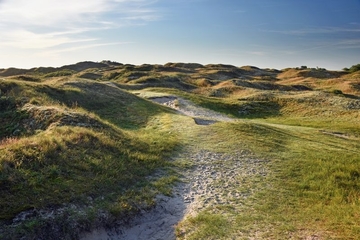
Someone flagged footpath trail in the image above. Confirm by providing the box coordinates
[81,96,270,240]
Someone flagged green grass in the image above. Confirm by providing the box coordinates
[176,212,230,240]
[0,115,181,232]
[1,65,360,239]
[177,119,360,239]
[185,85,359,238]
[0,77,182,239]
[148,83,360,239]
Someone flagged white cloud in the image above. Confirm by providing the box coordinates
[0,0,109,26]
[0,0,160,50]
[1,30,98,49]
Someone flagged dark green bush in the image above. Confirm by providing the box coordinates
[0,96,16,111]
[344,64,360,73]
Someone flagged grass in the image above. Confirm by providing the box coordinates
[0,77,182,239]
[176,212,230,240]
[176,120,360,239]
[0,119,181,234]
[1,63,360,239]
[145,77,360,239]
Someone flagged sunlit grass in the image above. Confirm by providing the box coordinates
[177,212,230,240]
[177,119,360,239]
[1,67,360,239]
[0,77,183,238]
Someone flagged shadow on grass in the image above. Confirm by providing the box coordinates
[37,82,167,129]
[342,93,360,99]
[199,100,282,119]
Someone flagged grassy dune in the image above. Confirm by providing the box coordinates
[1,62,359,239]
[215,121,360,239]
[0,76,181,238]
[173,113,359,239]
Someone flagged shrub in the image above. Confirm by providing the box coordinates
[0,96,16,111]
[344,63,360,73]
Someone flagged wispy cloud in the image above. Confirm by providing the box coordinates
[1,30,98,49]
[39,42,133,56]
[262,26,360,36]
[0,0,160,50]
[336,39,360,49]
[281,38,360,55]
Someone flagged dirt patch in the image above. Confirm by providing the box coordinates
[180,150,268,216]
[148,96,233,124]
[149,96,179,108]
[80,187,187,240]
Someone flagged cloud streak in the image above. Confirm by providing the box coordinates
[281,38,360,55]
[39,42,133,56]
[262,26,360,36]
[0,0,160,50]
[1,30,98,49]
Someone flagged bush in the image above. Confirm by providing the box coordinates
[344,64,360,73]
[0,96,16,111]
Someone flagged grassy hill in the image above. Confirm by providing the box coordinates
[1,61,360,239]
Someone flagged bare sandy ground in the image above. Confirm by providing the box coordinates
[148,96,233,124]
[81,190,187,240]
[81,96,268,240]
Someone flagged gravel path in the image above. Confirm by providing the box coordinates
[81,96,268,240]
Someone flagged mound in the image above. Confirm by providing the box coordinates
[9,75,41,82]
[60,61,108,72]
[21,104,102,132]
[0,68,29,77]
[279,68,343,79]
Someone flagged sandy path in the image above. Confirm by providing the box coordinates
[148,96,234,124]
[81,190,187,240]
[81,96,268,240]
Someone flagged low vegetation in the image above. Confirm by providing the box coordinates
[0,61,359,239]
[0,76,180,239]
[343,63,360,73]
[177,120,360,239]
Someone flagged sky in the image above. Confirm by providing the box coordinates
[0,0,359,70]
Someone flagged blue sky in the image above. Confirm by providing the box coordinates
[0,0,359,70]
